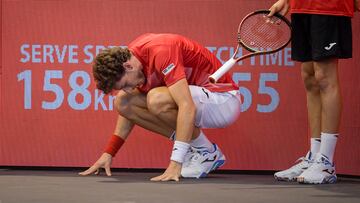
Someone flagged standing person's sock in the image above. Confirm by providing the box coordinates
[319,132,338,162]
[310,137,321,158]
[190,130,214,152]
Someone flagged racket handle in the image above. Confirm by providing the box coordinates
[209,58,237,83]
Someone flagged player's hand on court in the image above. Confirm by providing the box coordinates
[150,161,182,182]
[78,153,113,176]
[355,0,360,12]
[268,0,289,17]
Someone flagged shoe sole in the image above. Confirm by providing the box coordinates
[196,159,225,178]
[197,159,226,179]
[297,175,337,184]
[274,175,297,182]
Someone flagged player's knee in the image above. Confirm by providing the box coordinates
[302,71,318,92]
[147,90,173,116]
[114,91,131,116]
[314,70,332,92]
[303,79,320,92]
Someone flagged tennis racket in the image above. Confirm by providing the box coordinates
[209,10,291,83]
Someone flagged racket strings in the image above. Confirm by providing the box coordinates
[239,14,290,51]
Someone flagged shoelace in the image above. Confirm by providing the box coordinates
[305,160,323,172]
[186,152,201,167]
[305,155,332,172]
[186,150,211,167]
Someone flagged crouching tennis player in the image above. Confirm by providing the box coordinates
[79,33,241,181]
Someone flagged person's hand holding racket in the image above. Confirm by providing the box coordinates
[209,10,291,83]
[79,153,113,176]
[268,0,290,17]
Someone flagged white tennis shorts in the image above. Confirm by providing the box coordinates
[189,85,241,129]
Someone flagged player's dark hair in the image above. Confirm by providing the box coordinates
[92,47,131,94]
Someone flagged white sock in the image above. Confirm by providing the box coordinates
[310,138,321,156]
[190,130,214,152]
[320,132,338,162]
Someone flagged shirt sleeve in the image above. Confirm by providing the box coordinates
[152,45,186,87]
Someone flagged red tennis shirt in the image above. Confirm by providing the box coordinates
[290,0,354,17]
[128,33,238,93]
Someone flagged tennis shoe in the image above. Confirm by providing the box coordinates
[297,153,337,184]
[181,143,226,178]
[274,151,314,181]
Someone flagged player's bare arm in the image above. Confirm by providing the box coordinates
[79,114,135,176]
[150,78,196,182]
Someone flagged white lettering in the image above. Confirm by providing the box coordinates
[20,44,30,63]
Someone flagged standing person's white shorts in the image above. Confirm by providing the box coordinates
[189,85,241,129]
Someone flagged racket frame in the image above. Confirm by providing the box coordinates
[209,10,291,83]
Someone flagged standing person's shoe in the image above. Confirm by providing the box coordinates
[297,153,337,184]
[274,151,314,181]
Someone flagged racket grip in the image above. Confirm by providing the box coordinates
[209,58,237,83]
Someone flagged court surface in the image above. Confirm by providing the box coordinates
[1,169,359,203]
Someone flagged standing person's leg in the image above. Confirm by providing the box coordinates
[296,14,352,184]
[314,59,342,135]
[316,59,341,162]
[274,12,325,181]
[274,62,322,181]
[302,62,322,140]
[297,58,340,184]
[302,62,322,156]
